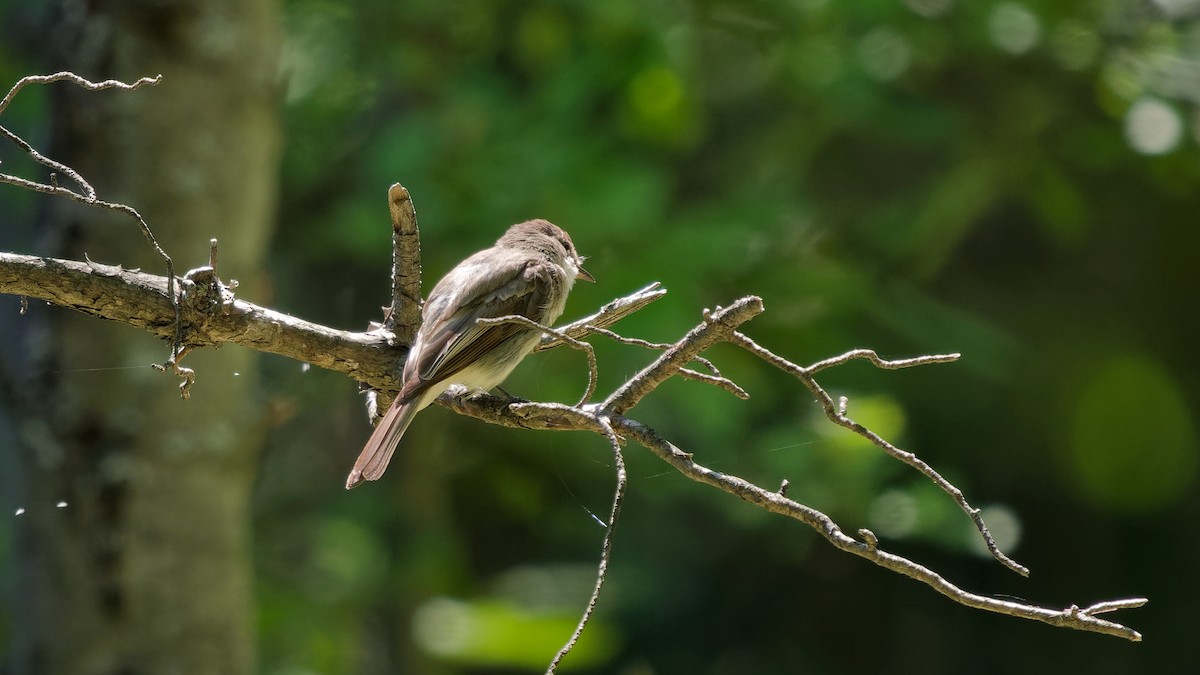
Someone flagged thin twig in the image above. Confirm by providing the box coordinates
[100,199,181,358]
[0,71,162,115]
[1082,598,1148,616]
[586,324,732,384]
[476,315,598,406]
[546,414,626,673]
[537,282,667,350]
[603,299,763,414]
[676,367,749,399]
[584,325,672,350]
[0,124,97,199]
[0,72,182,373]
[804,348,962,373]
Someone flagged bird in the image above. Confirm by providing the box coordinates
[346,219,593,489]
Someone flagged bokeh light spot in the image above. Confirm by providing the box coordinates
[515,7,571,73]
[1149,0,1200,17]
[413,598,476,657]
[816,394,907,459]
[628,66,685,122]
[305,518,388,602]
[858,28,912,82]
[904,0,956,18]
[1124,97,1184,155]
[966,504,1022,556]
[1065,353,1198,512]
[412,597,618,668]
[868,489,919,538]
[989,3,1041,55]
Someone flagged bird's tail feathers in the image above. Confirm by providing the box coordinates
[345,399,420,489]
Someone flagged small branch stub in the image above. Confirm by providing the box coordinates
[386,183,422,345]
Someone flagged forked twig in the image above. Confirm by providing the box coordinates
[603,299,764,414]
[730,332,1028,577]
[584,324,747,398]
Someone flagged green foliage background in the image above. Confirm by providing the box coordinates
[4,0,1199,673]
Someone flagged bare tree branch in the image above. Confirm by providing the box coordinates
[614,416,1143,641]
[444,392,1145,644]
[0,251,666,395]
[0,251,399,389]
[731,332,1028,577]
[2,230,1147,661]
[437,295,1146,650]
[1,72,161,201]
[1,70,1147,673]
[1,247,1146,656]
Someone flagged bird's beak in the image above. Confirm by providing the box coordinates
[576,264,595,283]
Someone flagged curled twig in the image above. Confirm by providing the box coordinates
[0,71,162,115]
[150,347,197,399]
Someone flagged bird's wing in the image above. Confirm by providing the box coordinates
[398,250,557,402]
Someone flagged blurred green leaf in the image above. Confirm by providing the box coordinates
[1065,352,1198,513]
